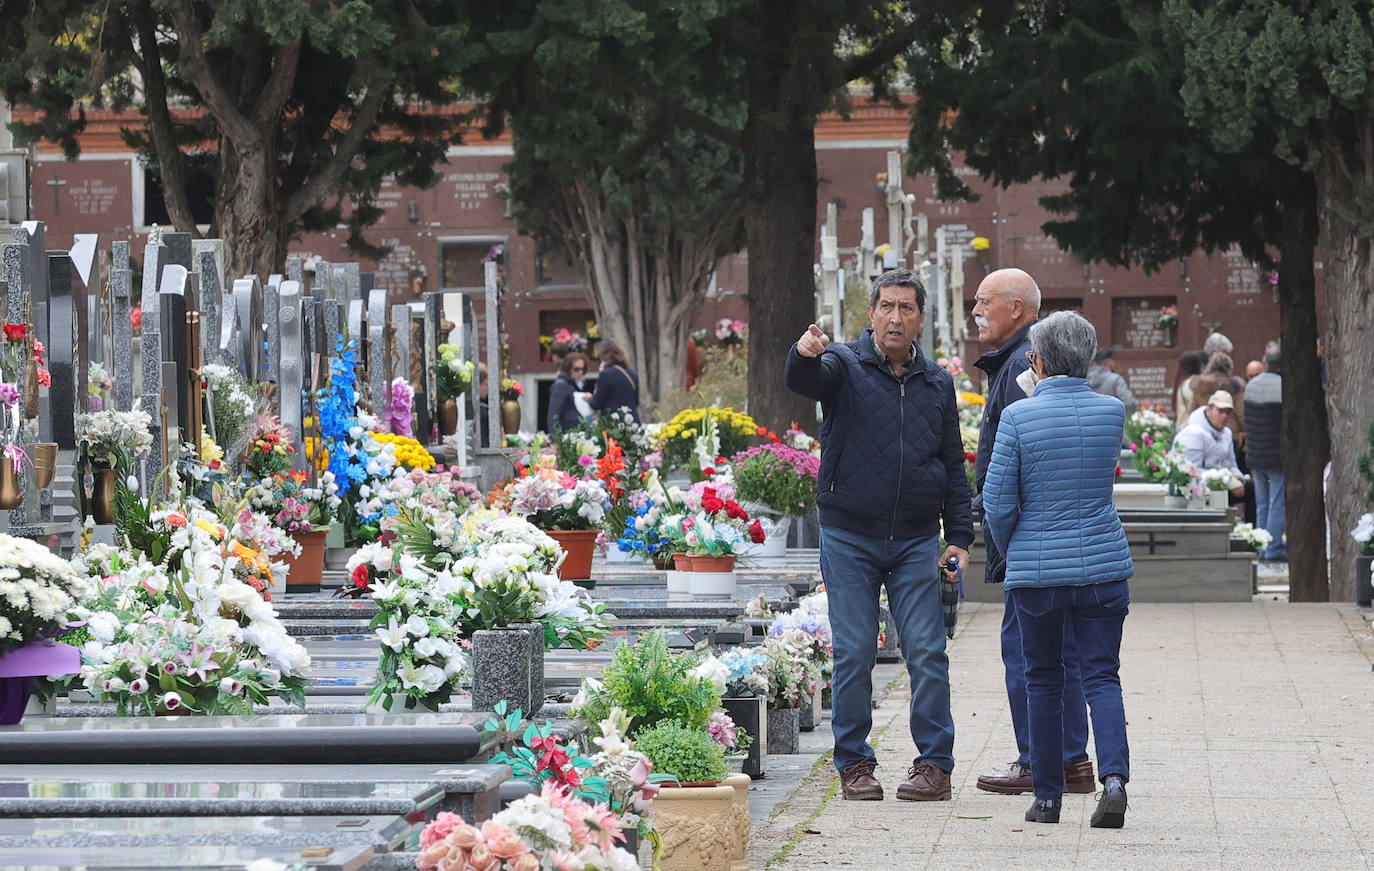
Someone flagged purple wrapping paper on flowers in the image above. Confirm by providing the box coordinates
[0,639,81,678]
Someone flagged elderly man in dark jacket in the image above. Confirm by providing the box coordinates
[970,268,1095,797]
[1244,345,1284,560]
[786,268,973,804]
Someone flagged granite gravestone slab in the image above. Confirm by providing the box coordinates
[287,254,305,285]
[231,276,266,381]
[264,274,281,383]
[279,280,305,468]
[47,253,78,449]
[0,844,376,870]
[0,814,415,853]
[159,264,190,445]
[140,240,167,487]
[194,249,223,367]
[366,288,388,415]
[423,292,442,438]
[110,242,134,411]
[162,231,192,270]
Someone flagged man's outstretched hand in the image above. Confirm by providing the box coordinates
[797,323,831,358]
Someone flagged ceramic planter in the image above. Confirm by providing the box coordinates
[721,696,766,780]
[651,783,735,871]
[666,569,691,596]
[722,773,752,871]
[686,570,737,599]
[767,706,800,755]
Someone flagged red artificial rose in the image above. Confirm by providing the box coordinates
[724,500,746,520]
[748,519,766,543]
[701,494,724,513]
[37,370,51,387]
[715,456,727,465]
[756,426,766,436]
[130,307,142,330]
[2,324,25,342]
[701,467,715,478]
[352,564,370,589]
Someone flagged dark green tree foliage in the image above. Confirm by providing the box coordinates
[1164,0,1374,600]
[905,0,1330,598]
[461,0,747,404]
[0,0,477,277]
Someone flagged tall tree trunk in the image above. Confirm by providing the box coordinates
[1315,146,1374,602]
[743,77,820,434]
[216,135,285,279]
[1277,180,1329,601]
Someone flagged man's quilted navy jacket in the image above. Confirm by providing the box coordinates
[785,330,974,548]
[981,376,1133,589]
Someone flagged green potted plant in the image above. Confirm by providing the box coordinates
[572,629,720,736]
[632,720,738,871]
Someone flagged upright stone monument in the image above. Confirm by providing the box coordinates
[278,280,306,470]
[140,236,168,486]
[110,242,134,411]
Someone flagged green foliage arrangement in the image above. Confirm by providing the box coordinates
[572,629,720,737]
[629,719,728,785]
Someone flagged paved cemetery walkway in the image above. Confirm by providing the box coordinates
[749,601,1374,870]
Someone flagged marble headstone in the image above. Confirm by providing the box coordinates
[231,276,266,381]
[194,250,222,366]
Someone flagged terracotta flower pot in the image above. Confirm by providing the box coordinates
[683,554,737,572]
[545,528,598,582]
[281,529,329,593]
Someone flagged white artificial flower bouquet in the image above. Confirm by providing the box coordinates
[75,405,153,469]
[0,533,91,653]
[1231,521,1273,554]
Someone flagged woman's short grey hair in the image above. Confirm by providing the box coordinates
[1204,351,1233,376]
[1203,332,1234,355]
[1029,311,1098,379]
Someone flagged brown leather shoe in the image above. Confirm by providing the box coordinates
[840,759,883,801]
[976,761,1031,794]
[977,760,1095,794]
[1065,759,1096,794]
[896,761,951,801]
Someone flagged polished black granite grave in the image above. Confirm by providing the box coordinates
[0,712,489,765]
[0,814,416,852]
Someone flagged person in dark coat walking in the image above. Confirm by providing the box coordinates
[970,268,1095,798]
[588,339,640,422]
[1243,345,1285,560]
[546,352,589,432]
[786,268,973,804]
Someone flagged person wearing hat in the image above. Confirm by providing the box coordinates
[1173,390,1247,496]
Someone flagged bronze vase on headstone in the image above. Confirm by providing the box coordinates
[23,358,38,419]
[31,443,57,489]
[437,398,458,436]
[500,399,521,435]
[91,467,117,524]
[0,457,22,509]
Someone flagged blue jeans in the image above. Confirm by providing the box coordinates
[1253,468,1287,560]
[1011,580,1131,800]
[821,525,954,774]
[1002,588,1090,769]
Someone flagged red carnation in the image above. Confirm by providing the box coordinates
[715,456,727,465]
[702,494,725,513]
[351,564,370,589]
[130,307,142,330]
[2,324,25,342]
[724,500,746,520]
[756,426,766,436]
[701,467,715,478]
[748,519,766,543]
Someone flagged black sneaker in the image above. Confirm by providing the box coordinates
[1091,775,1128,828]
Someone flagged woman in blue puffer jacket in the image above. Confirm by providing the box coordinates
[981,310,1133,830]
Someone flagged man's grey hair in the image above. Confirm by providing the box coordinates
[869,268,927,312]
[1029,310,1098,379]
[1203,332,1234,355]
[1263,344,1281,373]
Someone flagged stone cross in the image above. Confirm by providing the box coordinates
[278,280,306,469]
[110,242,134,411]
